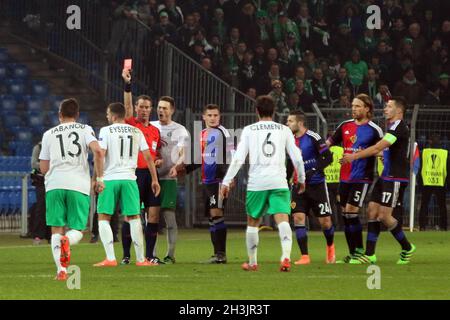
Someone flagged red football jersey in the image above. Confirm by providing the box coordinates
[125,117,160,168]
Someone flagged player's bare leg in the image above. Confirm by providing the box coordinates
[274,213,292,272]
[293,212,310,265]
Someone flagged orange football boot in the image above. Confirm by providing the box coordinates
[294,255,311,265]
[55,270,67,281]
[93,259,117,267]
[280,258,291,272]
[241,262,258,271]
[326,244,336,264]
[136,260,159,266]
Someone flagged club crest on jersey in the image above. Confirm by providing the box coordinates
[350,135,357,144]
[291,201,296,209]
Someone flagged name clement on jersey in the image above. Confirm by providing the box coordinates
[50,123,86,134]
[250,123,282,131]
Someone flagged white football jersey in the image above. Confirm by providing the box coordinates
[39,122,97,195]
[150,120,189,180]
[223,121,305,191]
[99,123,149,180]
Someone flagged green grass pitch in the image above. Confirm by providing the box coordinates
[0,229,449,300]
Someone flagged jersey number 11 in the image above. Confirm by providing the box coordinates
[120,135,134,159]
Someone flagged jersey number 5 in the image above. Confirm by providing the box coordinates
[56,132,81,159]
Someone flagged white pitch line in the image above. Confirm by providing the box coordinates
[0,239,205,249]
[0,274,171,279]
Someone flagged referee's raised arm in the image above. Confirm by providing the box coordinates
[122,69,133,119]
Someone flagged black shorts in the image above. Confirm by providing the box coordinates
[339,182,370,208]
[370,179,408,208]
[291,182,332,218]
[136,168,161,208]
[204,183,226,214]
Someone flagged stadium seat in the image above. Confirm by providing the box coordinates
[4,115,23,129]
[28,189,36,205]
[0,191,7,215]
[0,51,9,63]
[13,127,33,142]
[47,112,60,127]
[0,95,17,113]
[6,79,26,97]
[23,95,44,112]
[9,191,21,214]
[47,95,64,110]
[0,63,7,81]
[78,111,89,124]
[31,125,47,136]
[30,79,49,97]
[9,141,33,156]
[28,112,45,127]
[8,63,29,79]
[0,157,6,169]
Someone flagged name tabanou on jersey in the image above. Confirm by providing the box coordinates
[50,123,86,134]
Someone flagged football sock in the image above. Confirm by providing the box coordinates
[350,216,364,251]
[145,222,158,259]
[51,233,64,273]
[323,225,335,246]
[121,221,132,258]
[389,220,412,251]
[163,209,178,258]
[99,220,116,261]
[129,218,145,263]
[278,221,292,261]
[366,220,381,256]
[345,213,363,253]
[294,224,308,255]
[212,216,227,255]
[343,213,355,254]
[66,229,83,245]
[246,226,259,265]
[208,218,218,255]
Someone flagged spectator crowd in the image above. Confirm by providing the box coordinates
[105,0,450,112]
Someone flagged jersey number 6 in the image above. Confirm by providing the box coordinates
[262,133,276,157]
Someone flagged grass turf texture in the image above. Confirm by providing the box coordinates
[0,230,449,300]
